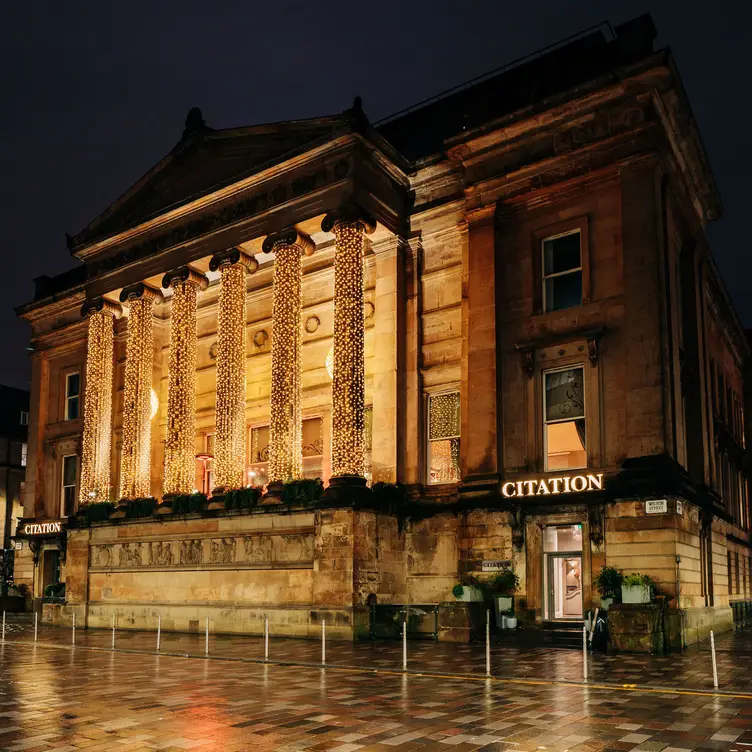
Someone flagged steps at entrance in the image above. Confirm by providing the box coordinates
[492,620,584,650]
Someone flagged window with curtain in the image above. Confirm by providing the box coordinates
[544,366,586,471]
[542,231,582,312]
[427,391,460,485]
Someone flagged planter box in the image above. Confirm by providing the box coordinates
[622,585,651,604]
[456,585,484,602]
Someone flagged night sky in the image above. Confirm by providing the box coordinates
[2,1,749,390]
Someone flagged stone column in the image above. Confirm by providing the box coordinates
[161,267,208,498]
[322,206,375,499]
[460,204,500,499]
[263,228,314,501]
[209,248,258,493]
[118,283,162,501]
[79,298,121,504]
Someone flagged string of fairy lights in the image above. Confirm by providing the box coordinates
[269,242,303,483]
[214,261,248,490]
[79,305,117,503]
[329,220,367,477]
[119,292,155,500]
[163,278,200,495]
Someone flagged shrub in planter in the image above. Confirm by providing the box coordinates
[489,568,519,594]
[84,501,116,524]
[171,492,207,515]
[621,572,653,604]
[370,482,408,514]
[595,565,623,608]
[452,574,487,602]
[224,486,262,511]
[282,478,324,508]
[43,582,65,600]
[124,497,158,519]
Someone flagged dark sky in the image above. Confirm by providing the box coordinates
[2,1,750,390]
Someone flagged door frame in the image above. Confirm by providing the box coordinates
[544,551,583,621]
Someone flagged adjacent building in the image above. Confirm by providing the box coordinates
[13,15,751,646]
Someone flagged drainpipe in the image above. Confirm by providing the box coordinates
[676,554,686,650]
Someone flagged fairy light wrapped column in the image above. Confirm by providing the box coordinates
[209,248,258,494]
[162,267,208,498]
[321,206,375,500]
[79,298,122,505]
[262,229,314,503]
[118,283,163,502]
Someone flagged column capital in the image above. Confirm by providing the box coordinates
[161,266,209,291]
[262,227,315,256]
[119,282,163,304]
[209,247,259,273]
[80,297,122,319]
[321,204,376,235]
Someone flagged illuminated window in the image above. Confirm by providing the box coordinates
[21,443,27,468]
[65,372,81,421]
[427,391,460,485]
[302,417,324,480]
[61,454,77,517]
[542,231,582,312]
[544,366,586,471]
[249,425,270,488]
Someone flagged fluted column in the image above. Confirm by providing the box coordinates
[162,267,208,497]
[79,298,121,504]
[263,229,314,499]
[209,248,258,492]
[322,206,375,493]
[118,283,162,501]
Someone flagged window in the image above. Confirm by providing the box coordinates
[248,425,270,488]
[542,231,582,312]
[544,366,586,471]
[21,443,27,468]
[20,411,28,426]
[65,372,80,421]
[427,391,460,485]
[301,417,324,481]
[61,454,77,517]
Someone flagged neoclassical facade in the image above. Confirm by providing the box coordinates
[13,15,752,645]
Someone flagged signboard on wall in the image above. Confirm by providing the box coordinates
[482,560,512,572]
[501,473,603,498]
[645,499,668,515]
[22,521,62,536]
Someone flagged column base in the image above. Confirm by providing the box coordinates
[261,481,285,505]
[322,475,371,506]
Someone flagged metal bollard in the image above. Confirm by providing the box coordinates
[485,609,491,677]
[321,619,326,665]
[402,617,407,670]
[111,614,116,650]
[205,617,209,656]
[34,612,38,642]
[710,630,719,689]
[264,617,269,661]
[2,610,5,642]
[157,614,161,652]
[72,613,76,645]
[582,623,588,680]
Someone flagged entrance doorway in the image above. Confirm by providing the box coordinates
[543,525,583,620]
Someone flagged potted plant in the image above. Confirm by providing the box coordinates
[452,574,486,602]
[594,565,623,610]
[621,572,652,604]
[504,608,518,629]
[490,567,519,628]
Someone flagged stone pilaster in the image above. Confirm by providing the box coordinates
[162,267,208,497]
[263,228,314,501]
[209,248,258,493]
[118,283,162,501]
[322,206,375,499]
[79,298,121,504]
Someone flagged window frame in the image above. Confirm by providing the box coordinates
[20,411,29,426]
[64,371,81,421]
[543,364,587,473]
[533,216,590,315]
[60,453,78,517]
[425,388,461,486]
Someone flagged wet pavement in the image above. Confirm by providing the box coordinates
[1,638,752,752]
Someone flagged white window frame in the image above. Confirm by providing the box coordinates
[543,364,587,472]
[65,372,81,421]
[61,454,78,517]
[426,389,461,486]
[20,411,29,426]
[21,443,27,467]
[542,229,583,313]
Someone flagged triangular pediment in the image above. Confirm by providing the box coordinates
[69,109,355,253]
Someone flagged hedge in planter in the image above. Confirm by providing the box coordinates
[282,478,324,508]
[224,486,262,511]
[84,501,116,524]
[171,492,207,515]
[595,565,623,604]
[621,572,653,604]
[124,497,158,519]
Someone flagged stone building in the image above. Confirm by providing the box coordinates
[13,15,752,646]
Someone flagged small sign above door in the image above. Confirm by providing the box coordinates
[482,560,512,572]
[645,499,668,515]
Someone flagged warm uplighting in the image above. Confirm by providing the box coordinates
[325,346,333,380]
[150,388,159,420]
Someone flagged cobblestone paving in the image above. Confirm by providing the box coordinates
[2,618,752,693]
[1,639,751,752]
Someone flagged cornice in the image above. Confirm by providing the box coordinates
[19,290,86,325]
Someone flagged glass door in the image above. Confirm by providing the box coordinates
[548,554,583,619]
